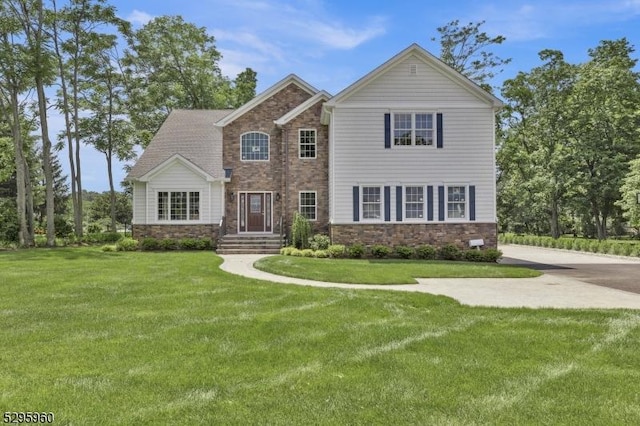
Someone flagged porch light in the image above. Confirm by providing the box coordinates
[276,192,281,202]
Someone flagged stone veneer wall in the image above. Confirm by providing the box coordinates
[223,83,313,235]
[133,224,219,242]
[329,223,497,249]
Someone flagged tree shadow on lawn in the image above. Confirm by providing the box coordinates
[0,247,124,262]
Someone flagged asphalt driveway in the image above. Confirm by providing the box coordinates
[500,244,640,294]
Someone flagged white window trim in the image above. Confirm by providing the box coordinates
[360,185,383,222]
[445,184,468,222]
[392,112,436,147]
[156,190,202,223]
[240,131,270,162]
[298,191,318,221]
[403,185,426,222]
[298,128,317,160]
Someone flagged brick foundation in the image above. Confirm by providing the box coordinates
[133,224,219,242]
[329,223,497,249]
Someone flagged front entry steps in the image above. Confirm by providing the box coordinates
[216,234,284,254]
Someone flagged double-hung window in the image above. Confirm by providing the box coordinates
[362,186,381,220]
[241,132,269,161]
[447,186,466,219]
[299,129,316,159]
[393,113,434,146]
[299,191,317,221]
[405,186,424,219]
[158,191,200,221]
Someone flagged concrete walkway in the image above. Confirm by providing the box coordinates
[218,249,640,310]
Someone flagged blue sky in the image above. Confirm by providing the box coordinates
[64,0,640,192]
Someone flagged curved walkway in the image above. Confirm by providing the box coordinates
[219,248,640,310]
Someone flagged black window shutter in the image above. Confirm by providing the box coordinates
[353,186,360,222]
[427,186,434,221]
[438,186,445,221]
[384,186,391,222]
[469,185,476,221]
[396,186,403,222]
[384,113,391,149]
[436,113,443,149]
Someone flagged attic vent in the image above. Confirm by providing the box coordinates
[409,64,418,75]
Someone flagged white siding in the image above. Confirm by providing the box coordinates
[132,181,146,224]
[144,161,223,224]
[340,55,488,107]
[331,107,496,223]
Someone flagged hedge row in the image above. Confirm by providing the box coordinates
[499,233,640,257]
[280,243,502,263]
[101,237,213,252]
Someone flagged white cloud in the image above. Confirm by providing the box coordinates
[294,17,387,50]
[126,9,154,26]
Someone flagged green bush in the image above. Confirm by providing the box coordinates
[289,248,302,257]
[395,246,415,259]
[101,244,117,252]
[178,238,211,250]
[371,245,391,258]
[88,224,103,234]
[309,234,331,251]
[348,243,365,259]
[159,238,178,250]
[313,249,329,258]
[439,244,461,261]
[327,244,346,258]
[301,249,314,258]
[415,245,437,260]
[280,246,293,256]
[463,249,485,262]
[116,237,138,252]
[482,248,503,263]
[140,237,159,251]
[291,212,312,249]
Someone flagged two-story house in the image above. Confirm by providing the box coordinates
[126,44,502,252]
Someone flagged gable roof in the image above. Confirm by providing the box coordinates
[214,74,319,127]
[127,109,233,181]
[324,43,503,109]
[274,90,332,127]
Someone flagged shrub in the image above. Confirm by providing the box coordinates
[140,237,159,251]
[88,223,102,234]
[482,248,503,263]
[371,245,391,258]
[463,249,484,262]
[180,238,211,250]
[301,249,314,258]
[348,243,365,258]
[562,239,574,250]
[280,246,293,256]
[314,249,329,258]
[291,212,312,249]
[309,234,331,251]
[439,244,461,261]
[101,244,117,252]
[159,238,178,250]
[289,248,302,257]
[84,232,123,244]
[327,244,346,258]
[621,244,634,257]
[116,237,138,252]
[415,245,437,260]
[395,246,415,259]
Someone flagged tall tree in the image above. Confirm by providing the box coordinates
[432,19,511,91]
[12,0,57,246]
[79,37,135,232]
[232,67,257,107]
[50,0,124,237]
[567,39,640,239]
[0,3,35,246]
[122,15,255,146]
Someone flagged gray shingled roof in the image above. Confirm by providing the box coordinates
[127,109,234,180]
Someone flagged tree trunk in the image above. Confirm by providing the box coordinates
[550,196,560,239]
[35,78,55,246]
[10,90,29,247]
[107,152,117,232]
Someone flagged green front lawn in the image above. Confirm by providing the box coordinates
[254,255,541,284]
[1,248,638,425]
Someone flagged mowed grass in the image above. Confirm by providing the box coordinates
[0,248,639,425]
[254,255,541,284]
